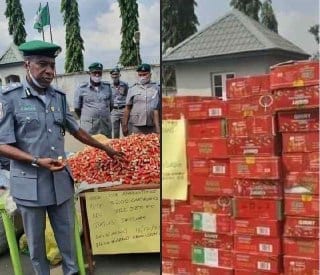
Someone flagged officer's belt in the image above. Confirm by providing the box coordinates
[113,105,125,109]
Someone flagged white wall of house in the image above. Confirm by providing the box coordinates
[0,64,25,85]
[56,65,160,110]
[0,64,160,110]
[174,55,292,97]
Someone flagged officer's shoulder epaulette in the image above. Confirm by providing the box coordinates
[102,81,110,86]
[1,82,23,94]
[79,82,89,88]
[54,88,66,95]
[130,83,138,88]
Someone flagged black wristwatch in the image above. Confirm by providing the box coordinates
[31,156,40,167]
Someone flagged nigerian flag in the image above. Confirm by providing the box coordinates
[33,3,50,32]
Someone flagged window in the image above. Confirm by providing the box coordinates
[211,72,235,99]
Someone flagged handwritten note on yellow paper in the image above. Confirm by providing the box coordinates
[85,189,160,254]
[162,119,188,200]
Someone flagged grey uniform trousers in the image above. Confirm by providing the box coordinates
[17,199,78,275]
[111,108,125,138]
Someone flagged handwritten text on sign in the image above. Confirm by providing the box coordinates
[162,119,188,200]
[85,189,160,254]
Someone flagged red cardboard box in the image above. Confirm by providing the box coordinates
[187,119,226,139]
[283,256,319,275]
[192,212,232,234]
[227,136,279,156]
[190,175,233,197]
[192,246,233,268]
[234,235,281,256]
[227,94,274,118]
[284,172,319,195]
[162,203,191,223]
[233,179,283,199]
[282,152,319,173]
[277,108,319,132]
[162,259,192,275]
[233,198,283,220]
[235,270,283,275]
[162,222,193,242]
[189,158,229,176]
[272,85,319,110]
[227,115,275,137]
[230,156,281,179]
[270,60,319,89]
[192,232,233,250]
[234,253,282,273]
[284,216,319,238]
[284,194,319,218]
[187,138,228,159]
[232,219,282,237]
[162,240,192,260]
[283,237,319,258]
[282,132,319,153]
[227,74,270,98]
[191,196,232,215]
[192,265,234,275]
[184,99,226,120]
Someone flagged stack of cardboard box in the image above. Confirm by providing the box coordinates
[226,75,284,274]
[270,61,319,275]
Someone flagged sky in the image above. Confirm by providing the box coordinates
[0,0,160,74]
[195,0,319,56]
[0,0,318,74]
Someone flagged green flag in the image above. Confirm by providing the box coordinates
[33,3,50,32]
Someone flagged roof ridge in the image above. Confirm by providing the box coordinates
[0,43,24,64]
[164,11,235,57]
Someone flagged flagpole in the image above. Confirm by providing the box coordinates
[42,28,45,41]
[47,2,53,43]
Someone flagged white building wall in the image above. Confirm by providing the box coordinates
[55,65,160,110]
[0,64,26,84]
[174,55,289,96]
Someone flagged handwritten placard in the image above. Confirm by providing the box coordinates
[85,189,160,254]
[162,119,188,200]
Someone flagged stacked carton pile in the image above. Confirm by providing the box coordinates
[162,60,319,275]
[226,75,283,274]
[270,61,319,275]
[185,99,234,274]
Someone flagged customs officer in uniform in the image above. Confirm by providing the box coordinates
[122,64,160,135]
[110,68,128,138]
[0,40,124,275]
[74,62,113,138]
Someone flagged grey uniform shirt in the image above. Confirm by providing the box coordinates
[111,80,128,107]
[126,82,160,126]
[0,82,79,207]
[74,81,113,120]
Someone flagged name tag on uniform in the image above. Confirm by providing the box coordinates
[20,104,37,112]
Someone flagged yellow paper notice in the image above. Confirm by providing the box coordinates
[162,119,188,200]
[85,189,160,254]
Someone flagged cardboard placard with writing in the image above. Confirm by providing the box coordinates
[85,189,160,254]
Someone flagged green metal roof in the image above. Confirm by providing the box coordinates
[0,43,24,65]
[163,9,309,62]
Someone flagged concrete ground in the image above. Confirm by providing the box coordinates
[0,251,160,274]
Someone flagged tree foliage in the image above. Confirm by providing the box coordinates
[118,0,141,66]
[61,0,84,73]
[162,0,199,90]
[309,24,319,44]
[230,0,261,21]
[162,0,199,53]
[5,0,27,45]
[260,0,278,33]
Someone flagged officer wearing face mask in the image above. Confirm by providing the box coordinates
[74,62,113,138]
[110,68,129,138]
[122,63,160,135]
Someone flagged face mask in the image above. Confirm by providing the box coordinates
[91,76,102,83]
[139,76,150,85]
[112,77,120,84]
[28,69,46,89]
